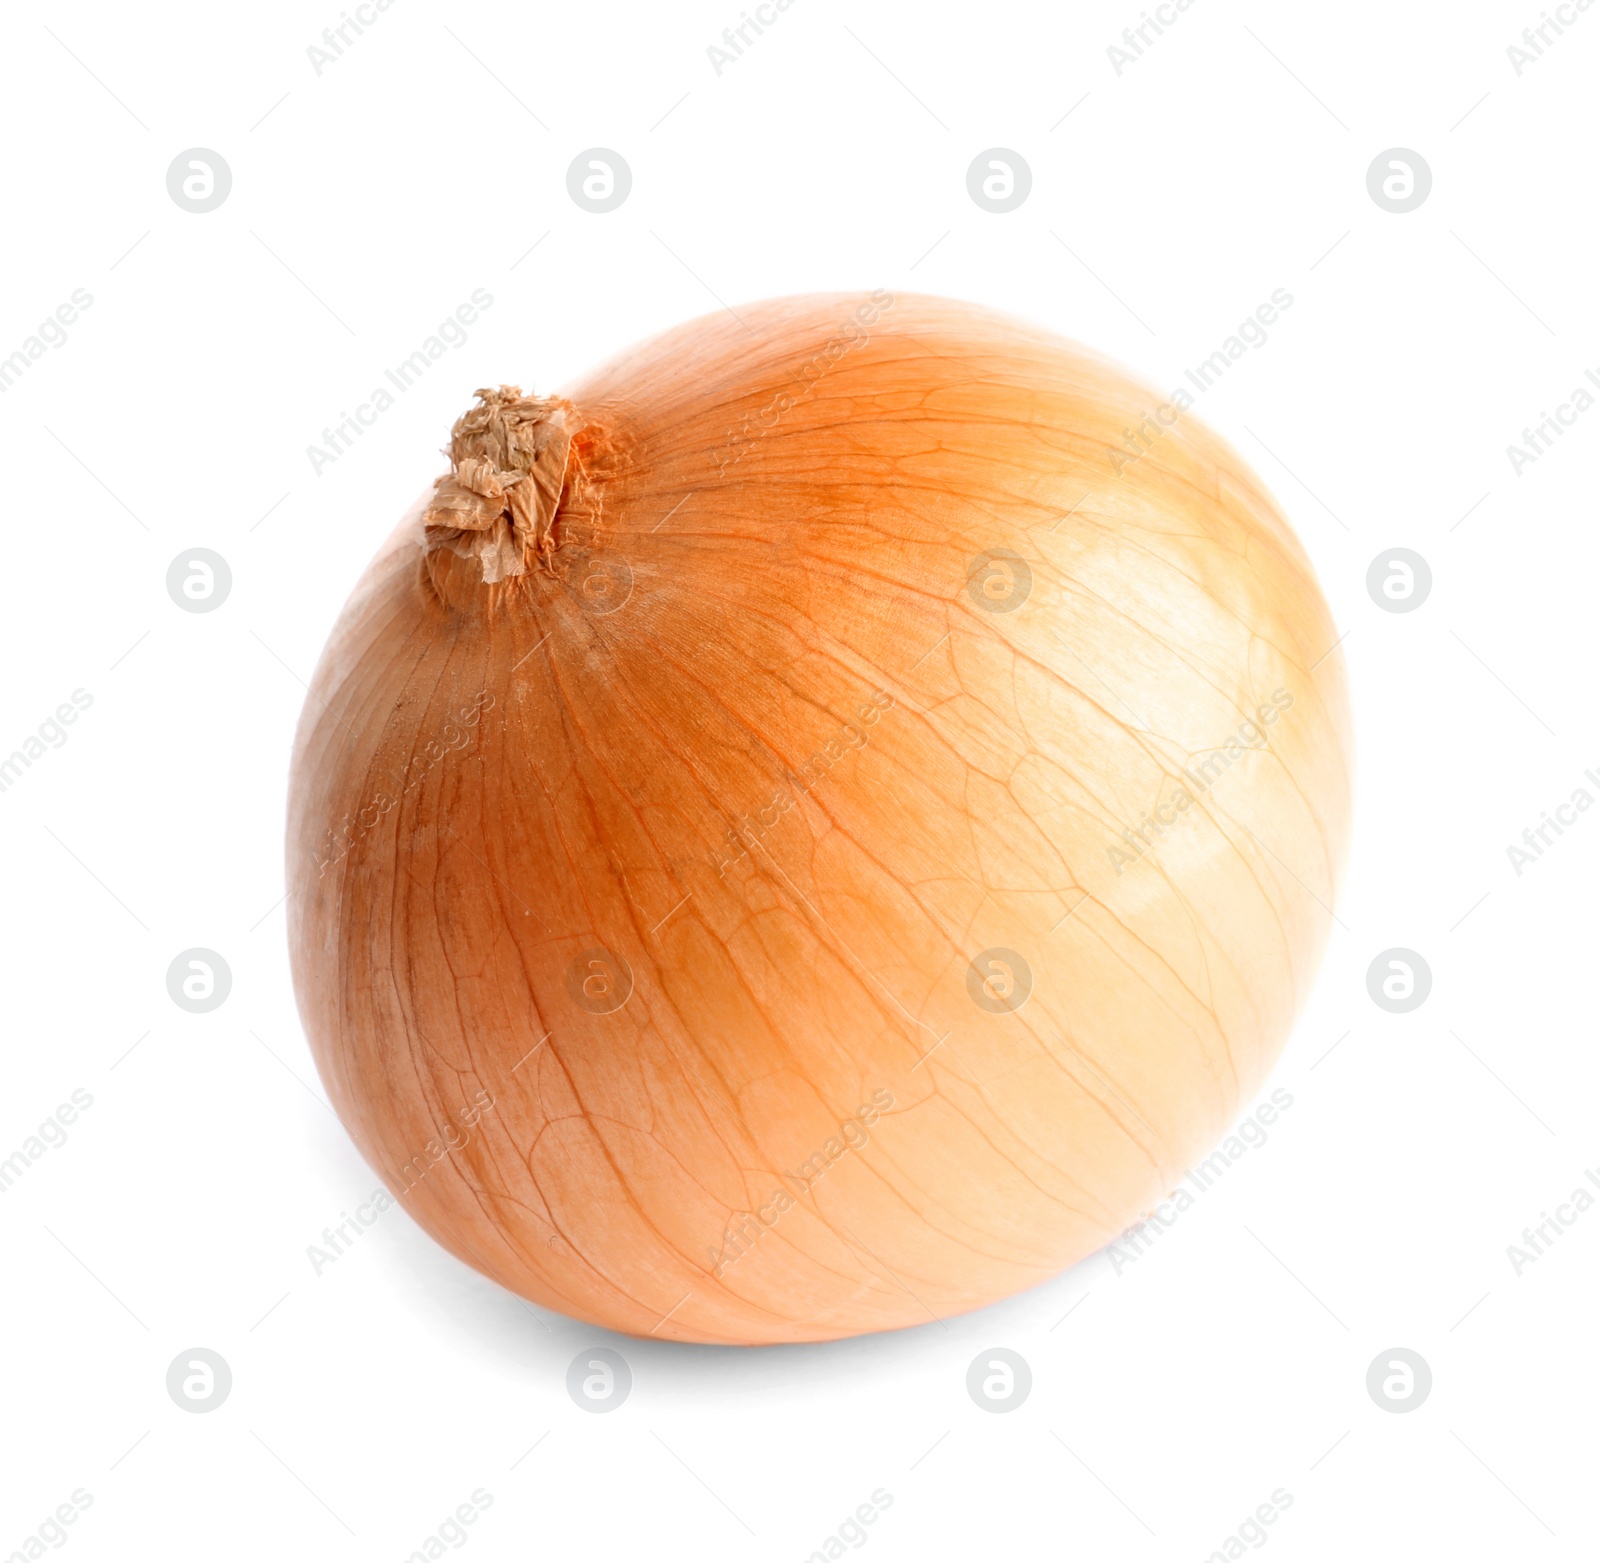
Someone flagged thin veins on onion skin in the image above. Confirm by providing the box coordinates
[581,1155,877,1333]
[508,1051,754,1329]
[539,606,953,1062]
[1065,896,1245,1109]
[869,1091,1129,1249]
[1126,784,1299,1002]
[482,515,1285,1268]
[715,1115,1065,1290]
[1054,502,1325,688]
[709,719,1183,1165]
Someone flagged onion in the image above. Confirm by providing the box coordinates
[287,292,1351,1344]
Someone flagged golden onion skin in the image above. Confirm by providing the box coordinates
[287,292,1351,1344]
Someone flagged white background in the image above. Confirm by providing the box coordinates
[2,0,1596,1558]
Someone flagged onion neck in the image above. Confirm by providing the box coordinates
[421,386,581,592]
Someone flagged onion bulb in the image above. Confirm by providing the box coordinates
[287,292,1351,1344]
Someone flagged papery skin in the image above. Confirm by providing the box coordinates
[287,292,1352,1344]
